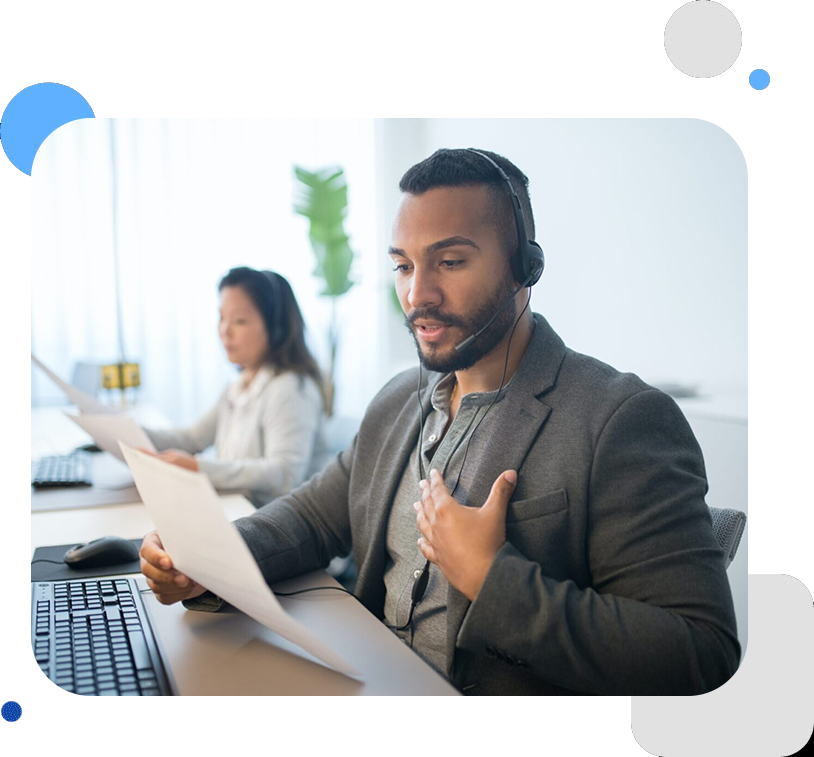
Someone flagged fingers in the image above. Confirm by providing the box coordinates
[137,448,157,457]
[139,531,190,586]
[139,555,188,586]
[413,500,431,538]
[146,578,203,605]
[428,469,450,498]
[140,531,172,570]
[417,536,437,564]
[484,469,518,513]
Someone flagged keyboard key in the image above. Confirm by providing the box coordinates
[99,688,119,696]
[122,691,141,696]
[97,674,115,684]
[140,688,160,696]
[76,686,97,695]
[119,682,138,691]
[136,670,156,681]
[118,675,136,685]
[128,631,151,670]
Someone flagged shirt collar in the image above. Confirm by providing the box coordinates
[227,364,276,408]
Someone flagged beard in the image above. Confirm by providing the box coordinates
[404,271,518,374]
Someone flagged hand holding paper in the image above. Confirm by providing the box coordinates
[120,443,360,679]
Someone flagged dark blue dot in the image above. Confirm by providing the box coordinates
[2,701,22,722]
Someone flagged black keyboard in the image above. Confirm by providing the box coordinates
[32,578,172,696]
[32,452,93,488]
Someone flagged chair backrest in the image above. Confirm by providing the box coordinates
[709,506,747,569]
[323,415,360,457]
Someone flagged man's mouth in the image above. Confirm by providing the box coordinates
[415,323,449,342]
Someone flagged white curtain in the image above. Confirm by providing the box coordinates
[32,119,382,424]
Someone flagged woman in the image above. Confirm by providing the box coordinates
[143,266,329,506]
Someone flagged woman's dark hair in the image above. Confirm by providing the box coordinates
[218,267,326,409]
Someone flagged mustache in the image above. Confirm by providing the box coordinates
[405,309,466,329]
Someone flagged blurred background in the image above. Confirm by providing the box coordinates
[30,118,747,647]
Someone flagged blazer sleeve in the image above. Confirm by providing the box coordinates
[183,436,355,614]
[456,388,741,695]
[142,400,219,454]
[196,374,323,503]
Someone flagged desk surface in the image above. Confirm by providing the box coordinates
[31,496,458,695]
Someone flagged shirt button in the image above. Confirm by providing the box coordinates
[413,569,422,579]
[427,434,437,443]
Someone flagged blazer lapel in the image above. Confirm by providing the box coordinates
[355,371,444,617]
[445,313,567,677]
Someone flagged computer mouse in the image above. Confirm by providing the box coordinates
[75,443,102,453]
[64,536,140,569]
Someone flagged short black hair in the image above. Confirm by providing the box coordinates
[398,148,535,256]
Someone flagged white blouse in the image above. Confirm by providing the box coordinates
[144,365,328,506]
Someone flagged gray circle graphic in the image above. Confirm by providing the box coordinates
[665,1,742,78]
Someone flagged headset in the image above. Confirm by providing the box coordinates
[393,148,546,639]
[260,270,288,350]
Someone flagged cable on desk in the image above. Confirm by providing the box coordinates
[30,559,67,565]
[274,586,358,599]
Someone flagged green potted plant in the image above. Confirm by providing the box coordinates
[293,165,355,416]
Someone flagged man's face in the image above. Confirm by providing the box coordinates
[389,185,518,373]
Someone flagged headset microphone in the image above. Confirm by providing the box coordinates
[453,266,539,353]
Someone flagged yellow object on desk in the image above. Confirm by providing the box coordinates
[101,362,141,389]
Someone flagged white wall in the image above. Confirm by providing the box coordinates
[416,118,747,398]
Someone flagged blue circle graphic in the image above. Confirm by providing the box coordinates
[749,69,770,90]
[2,701,22,722]
[0,83,94,175]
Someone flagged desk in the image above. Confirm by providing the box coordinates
[32,496,458,696]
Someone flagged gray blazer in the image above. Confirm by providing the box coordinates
[229,313,740,695]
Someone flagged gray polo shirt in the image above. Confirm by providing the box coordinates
[382,371,512,678]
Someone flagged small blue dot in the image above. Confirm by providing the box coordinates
[749,69,770,90]
[2,701,22,722]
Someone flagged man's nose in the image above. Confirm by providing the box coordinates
[407,268,441,311]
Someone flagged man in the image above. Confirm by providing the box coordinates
[140,148,740,695]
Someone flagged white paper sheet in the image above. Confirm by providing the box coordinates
[31,354,120,415]
[66,413,156,462]
[119,443,360,679]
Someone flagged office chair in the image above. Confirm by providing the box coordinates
[709,506,747,569]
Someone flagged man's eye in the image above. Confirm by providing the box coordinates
[392,264,411,273]
[440,260,463,268]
